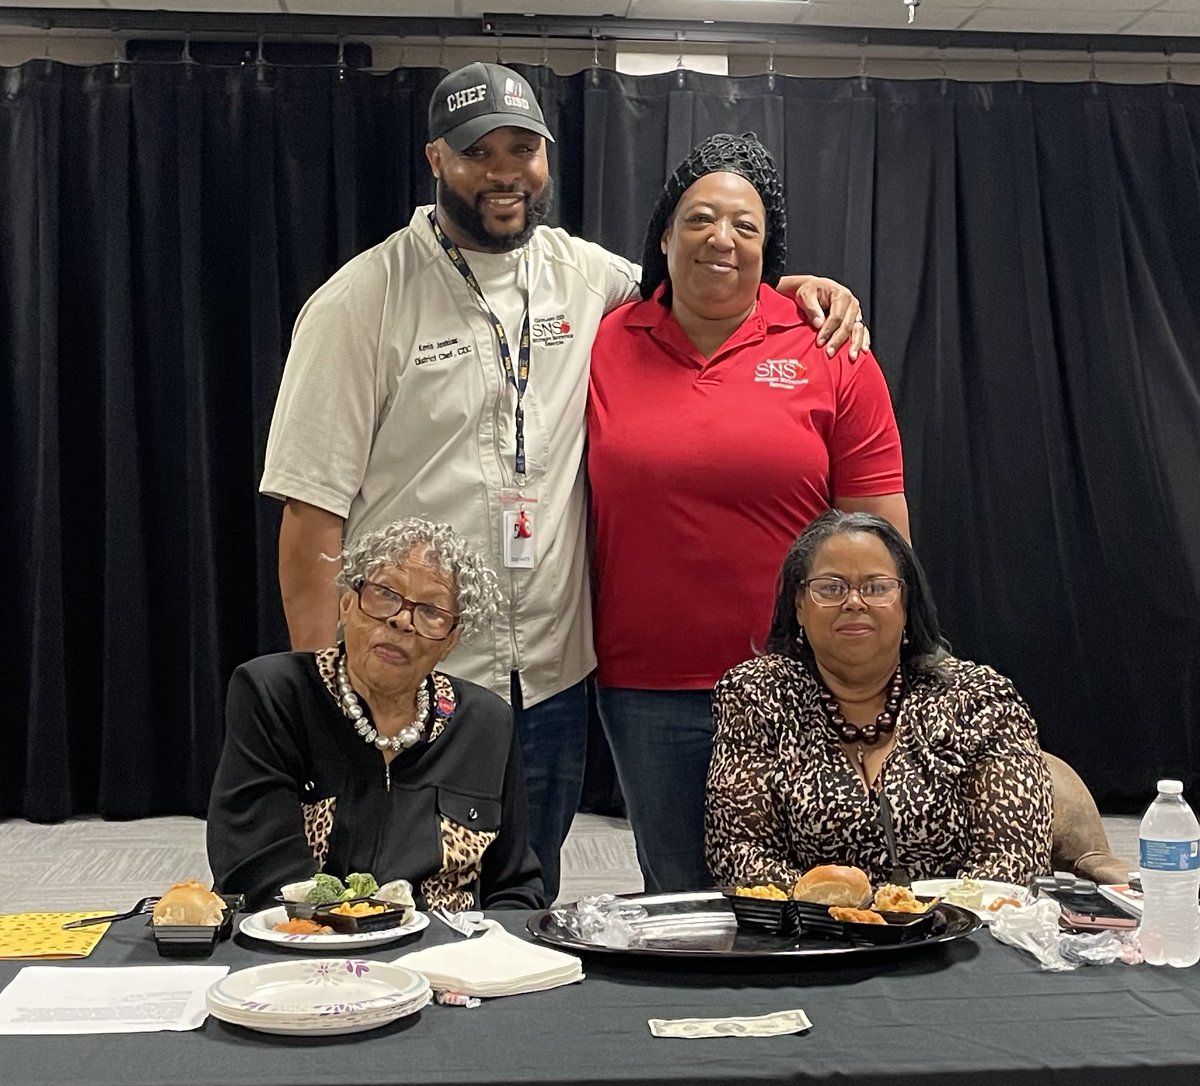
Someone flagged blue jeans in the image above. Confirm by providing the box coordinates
[596,687,715,893]
[511,675,588,904]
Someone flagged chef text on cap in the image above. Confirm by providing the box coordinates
[447,85,487,111]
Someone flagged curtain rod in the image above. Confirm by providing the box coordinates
[1,8,1196,56]
[483,15,1198,55]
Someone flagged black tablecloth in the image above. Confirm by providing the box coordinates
[4,911,1200,1086]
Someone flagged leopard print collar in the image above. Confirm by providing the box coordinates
[314,645,457,743]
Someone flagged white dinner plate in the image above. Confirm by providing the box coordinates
[208,989,430,1033]
[206,958,430,1035]
[910,878,1028,923]
[208,991,431,1036]
[238,906,429,948]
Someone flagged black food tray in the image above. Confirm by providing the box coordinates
[723,888,799,936]
[727,888,938,945]
[277,897,412,931]
[151,893,244,958]
[795,899,939,945]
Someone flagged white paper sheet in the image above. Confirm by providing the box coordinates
[0,965,229,1034]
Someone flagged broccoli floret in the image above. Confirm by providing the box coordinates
[344,872,379,900]
[305,873,347,904]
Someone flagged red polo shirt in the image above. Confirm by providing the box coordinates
[586,284,904,689]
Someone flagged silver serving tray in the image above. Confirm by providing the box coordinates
[526,891,981,959]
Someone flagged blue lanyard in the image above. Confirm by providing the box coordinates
[430,211,531,479]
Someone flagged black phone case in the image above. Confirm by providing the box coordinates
[1038,887,1137,920]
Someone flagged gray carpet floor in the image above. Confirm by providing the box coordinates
[0,812,1141,914]
[0,812,645,913]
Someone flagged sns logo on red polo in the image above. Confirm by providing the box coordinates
[754,359,808,390]
[532,314,573,348]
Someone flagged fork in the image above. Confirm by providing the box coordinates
[61,896,161,929]
[430,907,486,937]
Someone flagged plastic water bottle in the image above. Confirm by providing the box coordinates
[1139,779,1200,967]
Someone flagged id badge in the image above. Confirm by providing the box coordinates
[501,488,539,570]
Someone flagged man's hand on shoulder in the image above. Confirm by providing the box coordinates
[776,274,871,361]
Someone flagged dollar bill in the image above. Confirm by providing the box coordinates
[648,1009,812,1039]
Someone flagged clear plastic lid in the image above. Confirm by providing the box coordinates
[1157,779,1184,795]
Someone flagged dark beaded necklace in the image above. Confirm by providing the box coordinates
[818,668,905,745]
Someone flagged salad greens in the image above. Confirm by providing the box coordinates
[302,871,382,904]
[345,872,379,899]
[305,873,348,905]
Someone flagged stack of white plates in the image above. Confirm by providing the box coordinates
[206,959,431,1036]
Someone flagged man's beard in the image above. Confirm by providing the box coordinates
[435,177,554,252]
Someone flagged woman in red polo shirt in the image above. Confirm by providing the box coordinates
[586,133,908,893]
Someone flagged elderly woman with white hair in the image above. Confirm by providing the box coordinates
[207,517,545,911]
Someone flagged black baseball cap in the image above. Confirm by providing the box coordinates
[427,62,554,153]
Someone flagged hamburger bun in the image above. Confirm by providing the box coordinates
[152,881,226,926]
[791,865,871,907]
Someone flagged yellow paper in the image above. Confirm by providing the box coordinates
[0,913,113,959]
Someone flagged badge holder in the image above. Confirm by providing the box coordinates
[501,489,539,570]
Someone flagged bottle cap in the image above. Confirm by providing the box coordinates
[1157,779,1183,794]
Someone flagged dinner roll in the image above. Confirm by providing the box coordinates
[151,880,226,926]
[791,865,871,906]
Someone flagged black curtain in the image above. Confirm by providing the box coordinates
[4,61,1198,821]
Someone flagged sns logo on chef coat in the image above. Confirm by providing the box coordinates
[532,313,573,348]
[754,359,808,390]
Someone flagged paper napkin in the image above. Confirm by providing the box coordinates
[0,914,112,960]
[397,921,583,997]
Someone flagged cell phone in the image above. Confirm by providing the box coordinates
[1031,877,1139,929]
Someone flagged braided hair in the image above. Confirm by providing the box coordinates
[639,132,787,301]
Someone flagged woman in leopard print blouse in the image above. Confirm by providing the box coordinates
[705,510,1051,888]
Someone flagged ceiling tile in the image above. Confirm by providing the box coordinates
[796,4,979,30]
[800,0,988,11]
[1119,11,1200,35]
[801,8,979,29]
[631,0,817,22]
[285,0,451,12]
[981,0,1157,8]
[462,0,627,15]
[959,8,1131,32]
[106,0,285,9]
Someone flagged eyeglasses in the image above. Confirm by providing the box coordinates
[802,576,904,608]
[355,580,459,640]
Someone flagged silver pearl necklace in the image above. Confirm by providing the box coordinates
[335,653,429,752]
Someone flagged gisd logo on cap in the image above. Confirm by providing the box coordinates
[503,77,530,111]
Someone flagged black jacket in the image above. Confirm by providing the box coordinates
[207,650,546,912]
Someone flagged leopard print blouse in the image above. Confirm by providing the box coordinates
[705,653,1052,888]
[313,648,495,911]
